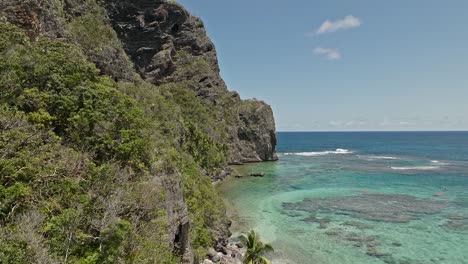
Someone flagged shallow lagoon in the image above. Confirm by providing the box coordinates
[218,132,468,264]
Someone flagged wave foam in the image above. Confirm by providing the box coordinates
[358,155,400,161]
[284,149,353,156]
[390,166,440,171]
[431,160,450,166]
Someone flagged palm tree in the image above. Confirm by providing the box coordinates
[241,230,274,264]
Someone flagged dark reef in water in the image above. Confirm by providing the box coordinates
[283,192,455,262]
[283,193,447,223]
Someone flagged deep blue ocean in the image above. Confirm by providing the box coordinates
[219,132,468,264]
[278,131,468,162]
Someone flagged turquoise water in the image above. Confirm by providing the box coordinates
[218,132,468,264]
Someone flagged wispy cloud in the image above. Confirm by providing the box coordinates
[315,15,362,35]
[314,47,341,60]
[329,120,367,127]
[379,119,415,127]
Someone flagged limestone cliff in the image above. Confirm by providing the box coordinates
[102,0,278,164]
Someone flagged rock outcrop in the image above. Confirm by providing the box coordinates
[0,0,135,81]
[102,0,278,164]
[236,100,277,162]
[0,0,66,40]
[161,174,193,263]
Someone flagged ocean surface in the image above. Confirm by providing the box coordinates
[217,132,468,264]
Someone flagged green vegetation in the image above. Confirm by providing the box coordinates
[183,122,228,171]
[241,230,274,264]
[0,17,229,263]
[179,157,225,257]
[68,5,135,81]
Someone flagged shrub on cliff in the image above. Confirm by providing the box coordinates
[0,20,229,263]
[0,22,174,263]
[1,36,150,166]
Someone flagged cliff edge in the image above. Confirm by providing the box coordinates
[103,0,278,164]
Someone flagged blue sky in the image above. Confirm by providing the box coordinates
[178,0,468,131]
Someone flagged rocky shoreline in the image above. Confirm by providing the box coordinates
[203,164,267,264]
[202,239,245,264]
[203,167,245,264]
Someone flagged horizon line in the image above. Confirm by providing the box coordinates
[277,130,468,133]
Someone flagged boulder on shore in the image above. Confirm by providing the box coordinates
[250,172,265,177]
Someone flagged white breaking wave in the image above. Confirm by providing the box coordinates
[284,148,353,156]
[390,166,440,171]
[358,155,400,161]
[430,160,450,166]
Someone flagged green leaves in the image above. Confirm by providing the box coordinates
[0,23,150,167]
[0,23,29,53]
[241,230,274,264]
[0,22,159,262]
[183,122,227,171]
[180,158,225,252]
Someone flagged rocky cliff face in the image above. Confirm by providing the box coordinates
[1,0,276,263]
[1,0,278,163]
[102,0,278,164]
[0,0,135,81]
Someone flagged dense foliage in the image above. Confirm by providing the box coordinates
[0,18,228,263]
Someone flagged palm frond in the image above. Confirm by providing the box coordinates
[241,230,274,264]
[262,243,274,252]
[259,256,272,264]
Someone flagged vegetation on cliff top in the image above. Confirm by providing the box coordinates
[0,18,227,263]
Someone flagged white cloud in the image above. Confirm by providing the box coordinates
[316,15,362,35]
[314,47,341,60]
[329,121,343,126]
[345,121,367,126]
[329,120,367,127]
[379,120,414,127]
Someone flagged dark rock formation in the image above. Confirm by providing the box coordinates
[204,241,244,264]
[102,0,278,164]
[236,100,277,162]
[0,0,67,40]
[250,171,266,177]
[161,174,193,262]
